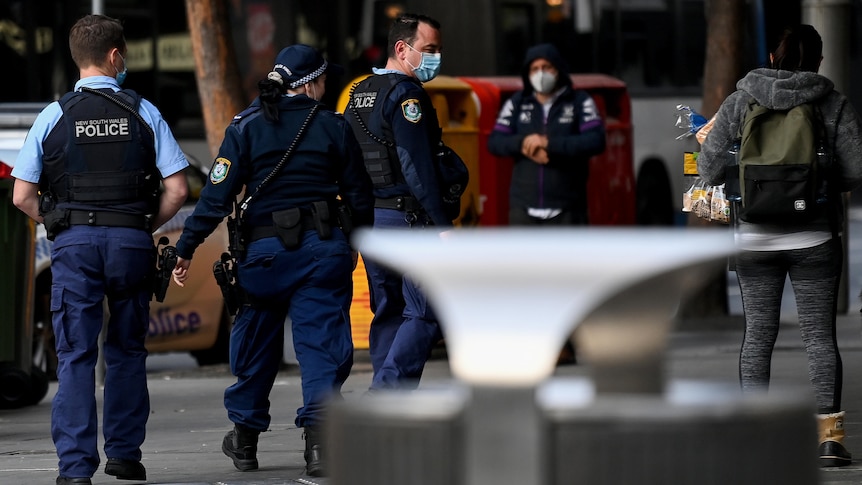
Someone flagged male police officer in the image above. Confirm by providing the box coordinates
[346,13,454,390]
[12,14,188,485]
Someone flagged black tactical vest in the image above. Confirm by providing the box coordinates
[346,74,405,188]
[40,88,159,214]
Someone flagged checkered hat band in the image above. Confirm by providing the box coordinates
[289,61,327,88]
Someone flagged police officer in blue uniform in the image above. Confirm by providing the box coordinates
[346,13,457,390]
[11,15,189,485]
[171,44,374,477]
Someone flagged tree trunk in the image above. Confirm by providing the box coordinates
[701,0,745,117]
[185,0,246,158]
[680,0,745,321]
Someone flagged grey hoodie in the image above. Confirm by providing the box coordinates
[697,68,862,245]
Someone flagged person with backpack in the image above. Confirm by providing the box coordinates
[487,43,606,226]
[698,24,862,467]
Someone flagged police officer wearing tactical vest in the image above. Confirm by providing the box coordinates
[171,44,374,477]
[346,13,459,390]
[11,14,189,485]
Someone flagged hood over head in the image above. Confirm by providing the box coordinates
[737,68,834,110]
[521,43,571,95]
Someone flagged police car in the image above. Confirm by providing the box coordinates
[0,103,231,384]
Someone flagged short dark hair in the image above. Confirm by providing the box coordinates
[387,13,440,58]
[771,24,822,73]
[69,14,126,70]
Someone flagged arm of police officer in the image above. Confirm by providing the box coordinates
[135,97,190,230]
[11,180,42,223]
[11,102,59,223]
[173,123,248,286]
[544,93,605,164]
[388,90,452,227]
[150,170,188,230]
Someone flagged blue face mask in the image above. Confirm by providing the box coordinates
[406,43,441,83]
[115,53,128,86]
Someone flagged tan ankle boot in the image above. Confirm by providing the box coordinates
[817,411,852,467]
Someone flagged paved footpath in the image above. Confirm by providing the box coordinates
[4,312,862,484]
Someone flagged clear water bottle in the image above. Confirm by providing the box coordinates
[725,140,741,202]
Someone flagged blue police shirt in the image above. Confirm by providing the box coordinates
[12,76,188,183]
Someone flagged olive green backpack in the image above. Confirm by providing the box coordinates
[735,99,828,223]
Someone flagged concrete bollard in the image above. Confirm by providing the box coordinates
[328,228,816,484]
[539,379,818,485]
[328,386,466,485]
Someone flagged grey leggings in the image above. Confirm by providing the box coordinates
[735,238,843,414]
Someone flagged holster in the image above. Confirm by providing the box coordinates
[213,253,242,316]
[152,238,177,303]
[42,209,70,241]
[272,207,303,250]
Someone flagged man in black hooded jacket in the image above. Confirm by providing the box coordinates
[488,43,605,225]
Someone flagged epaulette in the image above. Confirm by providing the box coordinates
[232,105,261,124]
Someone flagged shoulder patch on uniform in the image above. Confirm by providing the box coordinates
[210,157,231,184]
[401,99,422,123]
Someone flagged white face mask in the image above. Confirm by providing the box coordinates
[529,70,557,94]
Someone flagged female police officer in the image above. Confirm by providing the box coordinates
[171,44,374,477]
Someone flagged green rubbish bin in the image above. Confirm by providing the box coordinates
[0,161,48,408]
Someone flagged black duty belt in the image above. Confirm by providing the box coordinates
[375,196,421,212]
[68,210,150,230]
[246,216,317,242]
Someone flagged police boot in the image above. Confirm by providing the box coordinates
[222,424,260,471]
[104,458,146,480]
[56,477,92,485]
[818,411,852,467]
[303,425,325,477]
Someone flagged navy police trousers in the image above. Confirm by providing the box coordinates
[50,226,154,478]
[364,208,442,390]
[225,230,354,431]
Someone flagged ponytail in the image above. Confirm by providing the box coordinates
[258,71,287,122]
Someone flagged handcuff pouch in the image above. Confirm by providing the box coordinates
[272,207,302,250]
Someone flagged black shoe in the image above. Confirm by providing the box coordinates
[820,440,852,467]
[222,424,259,471]
[104,458,146,481]
[56,477,92,485]
[304,425,325,477]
